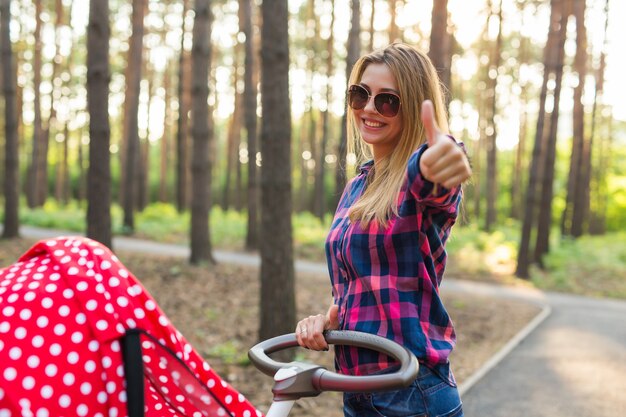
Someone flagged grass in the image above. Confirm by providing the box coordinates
[9,200,626,300]
[531,233,626,299]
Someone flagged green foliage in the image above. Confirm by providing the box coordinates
[20,200,86,232]
[133,202,189,242]
[9,199,626,300]
[532,233,626,299]
[606,174,626,232]
[293,212,332,261]
[446,221,519,275]
[209,207,247,249]
[206,341,250,366]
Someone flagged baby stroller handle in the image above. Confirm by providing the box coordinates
[249,330,419,393]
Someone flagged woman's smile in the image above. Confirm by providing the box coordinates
[362,118,386,128]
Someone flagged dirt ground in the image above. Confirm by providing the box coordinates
[124,253,540,416]
[0,239,541,417]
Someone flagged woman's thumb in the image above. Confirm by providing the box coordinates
[421,100,438,147]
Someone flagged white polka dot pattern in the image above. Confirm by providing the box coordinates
[0,237,262,417]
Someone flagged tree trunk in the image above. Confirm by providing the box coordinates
[259,0,296,344]
[122,0,146,232]
[1,0,20,238]
[516,0,562,279]
[138,62,153,211]
[86,0,112,248]
[222,51,243,211]
[27,0,44,208]
[38,0,65,206]
[484,0,502,232]
[62,123,70,204]
[241,0,259,251]
[189,0,214,264]
[511,88,528,220]
[534,0,569,265]
[159,61,172,203]
[335,0,360,210]
[588,0,610,235]
[368,0,375,51]
[388,0,399,43]
[78,127,87,202]
[428,0,451,104]
[568,0,588,238]
[176,0,191,212]
[315,0,335,220]
[511,8,530,220]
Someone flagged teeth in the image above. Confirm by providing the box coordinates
[364,120,383,127]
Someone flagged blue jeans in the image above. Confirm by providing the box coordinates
[343,365,463,417]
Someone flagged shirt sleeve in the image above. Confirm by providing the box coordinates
[407,138,465,210]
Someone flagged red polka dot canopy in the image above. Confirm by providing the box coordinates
[0,237,262,417]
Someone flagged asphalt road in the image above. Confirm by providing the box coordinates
[7,226,626,417]
[459,290,626,417]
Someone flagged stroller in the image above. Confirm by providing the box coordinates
[0,236,418,417]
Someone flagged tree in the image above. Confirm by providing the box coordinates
[176,0,191,212]
[26,0,44,208]
[335,0,360,209]
[1,0,19,239]
[189,0,214,264]
[86,0,112,248]
[241,0,259,251]
[484,0,503,232]
[39,0,66,206]
[297,0,321,213]
[222,49,243,211]
[562,0,588,238]
[388,0,401,43]
[122,0,147,232]
[159,60,172,203]
[54,123,70,205]
[588,0,610,235]
[368,0,375,51]
[534,0,569,264]
[510,1,532,221]
[314,0,336,220]
[259,0,296,343]
[428,0,452,103]
[516,0,567,278]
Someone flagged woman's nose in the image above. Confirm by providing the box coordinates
[363,95,377,113]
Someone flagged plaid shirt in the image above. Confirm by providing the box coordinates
[327,143,462,383]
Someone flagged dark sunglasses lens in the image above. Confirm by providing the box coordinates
[375,93,400,117]
[348,86,369,110]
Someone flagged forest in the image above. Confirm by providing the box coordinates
[1,0,626,337]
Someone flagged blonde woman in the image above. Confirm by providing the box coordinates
[296,43,471,417]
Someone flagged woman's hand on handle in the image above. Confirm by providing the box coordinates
[419,100,472,190]
[296,304,339,351]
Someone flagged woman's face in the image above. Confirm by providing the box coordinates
[353,63,403,161]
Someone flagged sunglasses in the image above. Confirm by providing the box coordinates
[347,84,401,117]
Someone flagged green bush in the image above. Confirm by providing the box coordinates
[10,198,626,299]
[533,232,626,298]
[20,200,86,232]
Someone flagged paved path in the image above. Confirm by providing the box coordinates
[9,226,626,416]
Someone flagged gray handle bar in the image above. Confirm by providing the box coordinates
[248,330,419,393]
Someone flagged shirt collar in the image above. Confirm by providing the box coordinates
[358,160,374,175]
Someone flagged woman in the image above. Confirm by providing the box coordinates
[296,43,471,417]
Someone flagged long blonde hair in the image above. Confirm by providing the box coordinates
[347,43,449,227]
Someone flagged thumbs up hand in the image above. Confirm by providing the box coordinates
[419,100,472,190]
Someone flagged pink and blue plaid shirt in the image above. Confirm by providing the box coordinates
[327,142,462,383]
